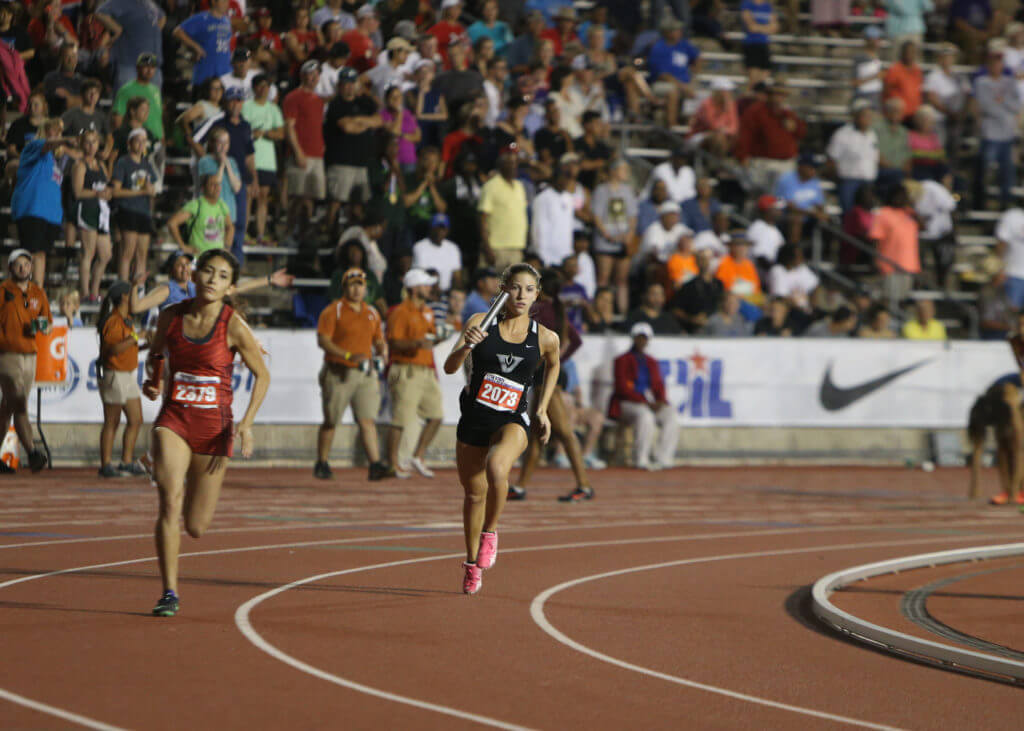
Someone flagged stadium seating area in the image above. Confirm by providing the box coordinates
[1,0,1020,341]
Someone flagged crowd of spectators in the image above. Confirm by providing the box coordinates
[3,0,1024,344]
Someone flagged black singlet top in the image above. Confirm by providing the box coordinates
[465,318,542,417]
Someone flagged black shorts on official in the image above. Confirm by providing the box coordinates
[116,209,155,235]
[742,43,772,70]
[16,216,61,254]
[257,170,277,188]
[456,392,529,448]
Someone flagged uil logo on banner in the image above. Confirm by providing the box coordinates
[662,349,732,419]
[498,354,522,374]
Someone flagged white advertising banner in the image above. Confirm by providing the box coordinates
[30,330,1017,428]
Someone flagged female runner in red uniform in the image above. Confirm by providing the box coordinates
[443,264,560,594]
[143,249,270,616]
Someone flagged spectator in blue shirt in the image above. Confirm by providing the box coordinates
[647,16,701,128]
[462,267,500,322]
[12,119,74,285]
[96,0,165,93]
[174,0,234,86]
[525,0,574,24]
[467,0,513,56]
[774,153,828,244]
[740,0,776,88]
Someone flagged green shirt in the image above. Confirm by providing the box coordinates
[181,196,231,254]
[113,81,164,141]
[242,99,284,173]
[872,119,910,170]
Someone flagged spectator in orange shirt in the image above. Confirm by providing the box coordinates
[869,184,920,307]
[315,268,390,482]
[96,280,146,479]
[884,41,923,121]
[0,250,51,474]
[715,234,762,302]
[666,233,699,289]
[386,268,444,479]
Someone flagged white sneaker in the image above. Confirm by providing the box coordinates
[409,456,435,478]
[552,453,571,469]
[584,454,607,470]
[644,461,664,472]
[395,462,412,479]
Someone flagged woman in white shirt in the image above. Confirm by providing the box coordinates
[923,43,967,160]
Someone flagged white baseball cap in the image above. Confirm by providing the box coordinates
[8,248,30,268]
[630,322,654,339]
[403,268,438,289]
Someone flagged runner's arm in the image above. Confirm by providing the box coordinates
[443,312,486,374]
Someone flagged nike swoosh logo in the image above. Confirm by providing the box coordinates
[819,359,931,411]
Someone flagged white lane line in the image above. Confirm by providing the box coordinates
[236,532,1011,731]
[0,688,126,731]
[3,523,1018,730]
[529,535,1023,730]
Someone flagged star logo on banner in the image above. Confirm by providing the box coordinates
[690,350,708,374]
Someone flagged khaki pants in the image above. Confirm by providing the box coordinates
[619,402,679,468]
[99,368,141,405]
[0,352,35,400]
[747,158,795,195]
[388,363,443,427]
[486,248,524,273]
[320,363,380,424]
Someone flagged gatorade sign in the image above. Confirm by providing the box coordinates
[35,325,69,383]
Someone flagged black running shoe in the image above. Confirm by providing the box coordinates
[28,449,47,473]
[368,461,393,481]
[507,485,527,501]
[0,461,14,474]
[558,486,594,502]
[313,461,332,479]
[152,590,179,617]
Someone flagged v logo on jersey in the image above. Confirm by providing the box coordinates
[498,354,523,373]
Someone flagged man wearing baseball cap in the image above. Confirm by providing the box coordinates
[206,85,256,263]
[282,59,326,236]
[412,213,463,292]
[608,322,678,471]
[340,4,379,73]
[430,0,466,68]
[0,250,51,473]
[111,52,164,144]
[315,267,391,481]
[385,269,444,478]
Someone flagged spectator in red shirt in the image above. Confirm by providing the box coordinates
[284,6,319,77]
[342,4,379,73]
[608,322,679,470]
[430,0,467,68]
[282,60,327,237]
[735,78,806,194]
[441,103,483,174]
[248,7,283,74]
[28,0,78,63]
[540,6,580,57]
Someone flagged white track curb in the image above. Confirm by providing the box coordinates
[811,542,1024,682]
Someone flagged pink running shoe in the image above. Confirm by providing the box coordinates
[462,562,482,594]
[477,531,498,569]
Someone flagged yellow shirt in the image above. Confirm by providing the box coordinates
[478,174,527,251]
[901,318,946,340]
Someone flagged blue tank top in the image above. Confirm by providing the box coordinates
[163,280,197,310]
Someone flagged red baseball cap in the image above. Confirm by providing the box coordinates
[758,194,784,210]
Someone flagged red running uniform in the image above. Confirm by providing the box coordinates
[153,302,236,457]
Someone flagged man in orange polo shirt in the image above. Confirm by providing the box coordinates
[0,249,51,473]
[315,267,390,481]
[386,268,443,479]
[715,233,762,303]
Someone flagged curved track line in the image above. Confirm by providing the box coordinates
[237,533,1012,731]
[0,524,872,728]
[526,536,1024,730]
[0,689,126,731]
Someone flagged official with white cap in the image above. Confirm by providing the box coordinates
[0,249,52,473]
[385,268,444,478]
[607,322,679,470]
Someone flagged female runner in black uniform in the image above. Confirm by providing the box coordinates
[444,264,561,594]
